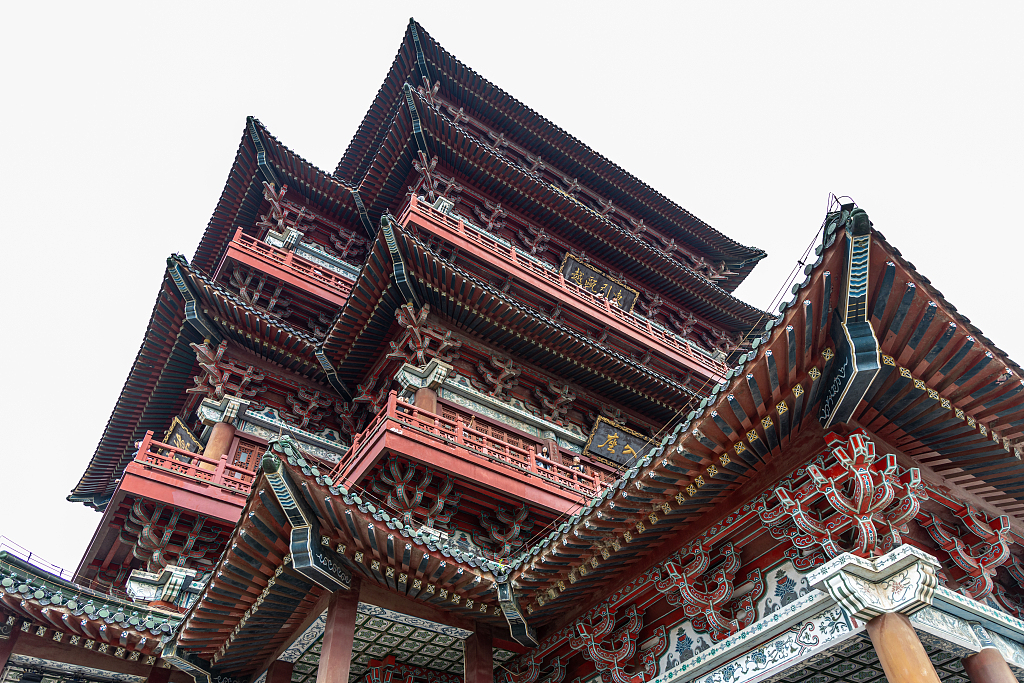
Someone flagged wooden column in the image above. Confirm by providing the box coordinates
[146,666,172,683]
[865,612,941,683]
[414,387,438,414]
[463,624,493,683]
[266,660,295,683]
[962,647,1017,683]
[0,629,19,672]
[315,577,361,683]
[206,421,236,460]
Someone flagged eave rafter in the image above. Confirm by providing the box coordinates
[353,83,762,331]
[0,553,179,662]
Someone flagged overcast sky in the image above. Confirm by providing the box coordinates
[1,1,1021,573]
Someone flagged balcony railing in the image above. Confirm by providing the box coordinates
[224,229,354,305]
[133,431,256,497]
[398,196,729,381]
[330,392,608,500]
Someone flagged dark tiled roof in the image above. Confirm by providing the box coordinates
[336,21,765,289]
[69,276,202,508]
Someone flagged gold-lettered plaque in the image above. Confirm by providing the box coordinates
[584,416,654,466]
[559,255,639,313]
[162,416,204,458]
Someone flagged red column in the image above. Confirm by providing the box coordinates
[314,577,362,683]
[865,613,941,683]
[146,666,172,683]
[962,648,1017,683]
[205,422,236,459]
[0,630,20,673]
[463,625,493,683]
[266,660,295,683]
[414,387,437,414]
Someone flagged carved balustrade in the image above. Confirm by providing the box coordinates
[328,391,605,501]
[223,228,354,306]
[398,197,728,382]
[133,431,257,496]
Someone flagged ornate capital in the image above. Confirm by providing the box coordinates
[395,358,453,392]
[197,395,251,426]
[808,545,939,621]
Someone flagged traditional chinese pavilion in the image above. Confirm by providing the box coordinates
[4,18,1024,683]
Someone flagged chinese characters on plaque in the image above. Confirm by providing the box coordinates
[162,416,204,461]
[584,417,654,467]
[559,256,639,313]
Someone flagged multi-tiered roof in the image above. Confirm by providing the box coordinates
[70,19,766,513]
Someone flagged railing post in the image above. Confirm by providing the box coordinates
[137,431,154,460]
[458,219,465,235]
[456,417,464,450]
[387,390,397,421]
[213,456,228,485]
[528,447,537,475]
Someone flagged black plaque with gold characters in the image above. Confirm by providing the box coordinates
[162,416,204,460]
[560,255,639,313]
[584,416,654,467]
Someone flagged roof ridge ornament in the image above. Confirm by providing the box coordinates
[818,207,882,427]
[246,116,281,191]
[261,442,352,592]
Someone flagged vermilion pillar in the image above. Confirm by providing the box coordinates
[266,659,295,683]
[463,624,493,683]
[962,647,1017,683]
[414,387,438,414]
[206,422,236,460]
[865,613,941,683]
[0,629,19,672]
[315,577,362,683]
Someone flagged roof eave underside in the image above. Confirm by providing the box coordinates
[69,275,202,507]
[317,230,403,393]
[394,224,693,421]
[510,211,1024,625]
[177,259,326,381]
[177,455,508,675]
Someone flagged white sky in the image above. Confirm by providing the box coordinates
[1,1,1021,573]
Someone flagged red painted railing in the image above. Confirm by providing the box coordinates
[331,392,603,499]
[133,431,256,496]
[398,196,729,381]
[228,229,355,297]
